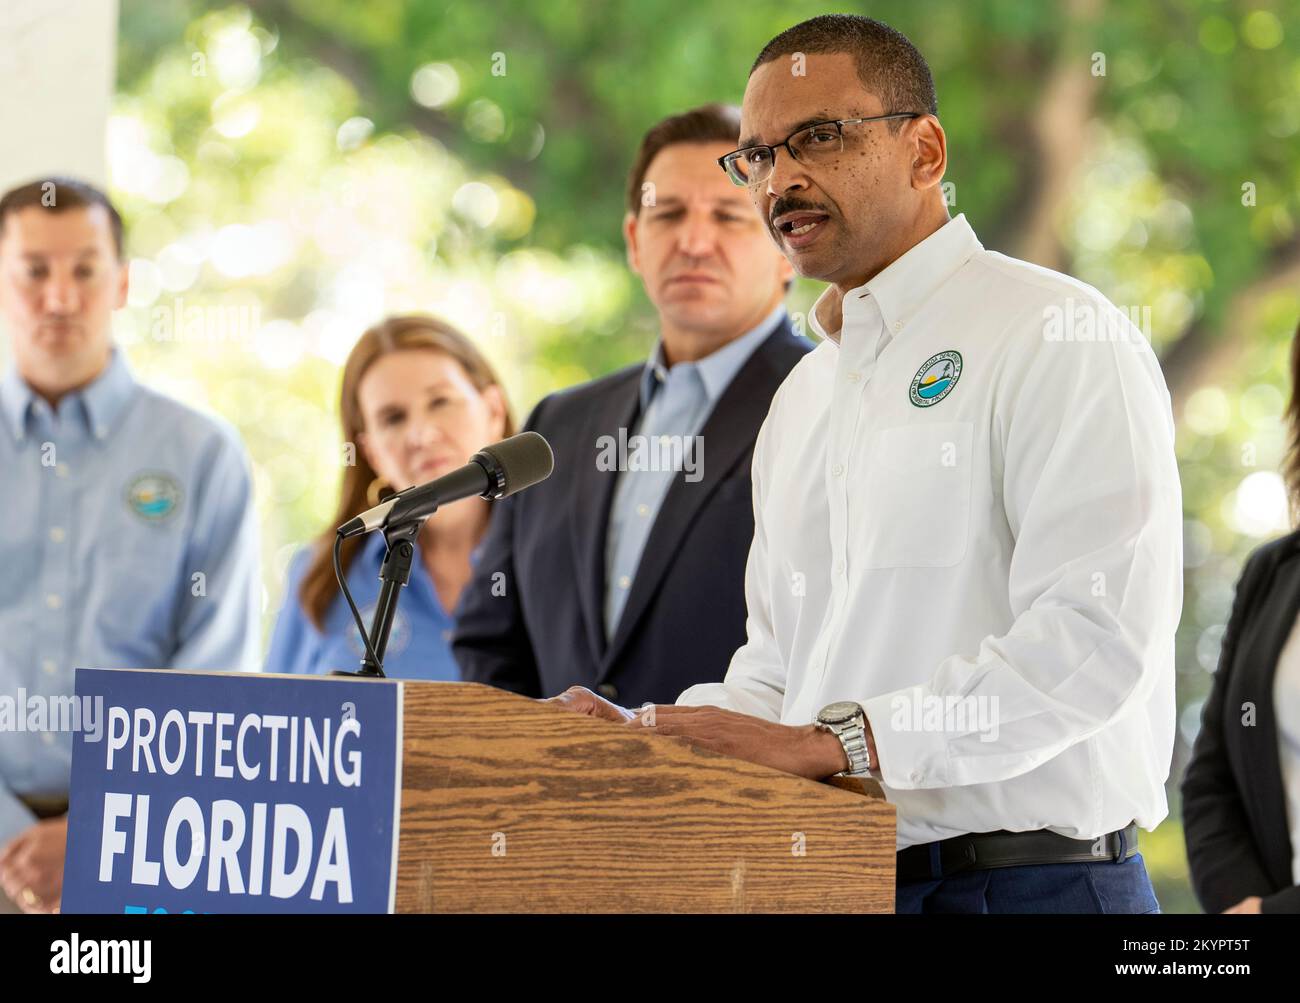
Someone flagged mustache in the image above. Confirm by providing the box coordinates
[769,197,832,225]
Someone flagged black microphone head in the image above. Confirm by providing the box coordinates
[475,431,554,498]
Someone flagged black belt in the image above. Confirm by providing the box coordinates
[896,822,1139,883]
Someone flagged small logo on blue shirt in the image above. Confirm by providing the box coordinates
[348,602,411,658]
[125,472,182,521]
[909,351,963,407]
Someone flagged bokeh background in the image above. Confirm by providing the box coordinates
[10,0,1300,912]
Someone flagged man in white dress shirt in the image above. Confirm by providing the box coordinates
[554,14,1182,913]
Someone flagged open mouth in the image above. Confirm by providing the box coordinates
[773,211,831,244]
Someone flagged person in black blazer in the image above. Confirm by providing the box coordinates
[452,104,809,706]
[1183,320,1300,914]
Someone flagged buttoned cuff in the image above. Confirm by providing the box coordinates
[861,685,952,790]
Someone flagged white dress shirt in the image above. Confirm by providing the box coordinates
[677,213,1183,851]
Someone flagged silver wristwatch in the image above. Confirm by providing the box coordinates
[815,700,872,776]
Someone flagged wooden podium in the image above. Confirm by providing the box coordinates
[395,681,896,912]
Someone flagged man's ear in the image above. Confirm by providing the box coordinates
[114,256,129,310]
[910,115,947,192]
[777,254,795,290]
[622,211,641,276]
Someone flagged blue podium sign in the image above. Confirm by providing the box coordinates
[61,669,403,914]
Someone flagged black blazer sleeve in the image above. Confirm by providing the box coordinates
[1262,881,1300,913]
[450,397,550,697]
[1182,546,1281,912]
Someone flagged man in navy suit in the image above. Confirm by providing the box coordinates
[453,103,810,706]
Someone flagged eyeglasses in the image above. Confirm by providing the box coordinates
[718,113,922,187]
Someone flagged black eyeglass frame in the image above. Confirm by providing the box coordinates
[717,113,923,186]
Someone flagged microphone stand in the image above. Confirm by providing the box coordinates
[332,518,424,678]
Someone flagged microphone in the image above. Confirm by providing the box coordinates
[338,431,554,539]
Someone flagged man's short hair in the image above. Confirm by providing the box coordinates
[750,14,937,129]
[0,177,125,259]
[626,104,792,294]
[625,103,743,215]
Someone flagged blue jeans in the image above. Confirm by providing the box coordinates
[895,851,1161,914]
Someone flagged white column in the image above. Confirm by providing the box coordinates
[0,0,119,191]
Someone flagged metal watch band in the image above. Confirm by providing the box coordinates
[820,708,872,776]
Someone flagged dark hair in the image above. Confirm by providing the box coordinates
[0,177,125,258]
[625,103,792,293]
[626,103,742,214]
[1284,317,1300,524]
[298,314,516,630]
[750,14,937,130]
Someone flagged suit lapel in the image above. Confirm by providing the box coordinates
[598,328,789,677]
[569,378,641,670]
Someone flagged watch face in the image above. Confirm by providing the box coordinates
[819,700,861,724]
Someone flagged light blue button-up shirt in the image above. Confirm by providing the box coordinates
[0,346,260,845]
[603,306,784,639]
[265,530,469,680]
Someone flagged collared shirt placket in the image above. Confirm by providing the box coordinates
[808,293,887,704]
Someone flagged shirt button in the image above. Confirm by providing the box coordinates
[846,372,861,383]
[49,526,66,543]
[636,504,649,517]
[597,683,619,700]
[55,463,70,478]
[892,321,903,333]
[834,560,846,575]
[42,658,57,675]
[618,575,631,590]
[46,593,62,609]
[910,770,923,784]
[831,464,844,477]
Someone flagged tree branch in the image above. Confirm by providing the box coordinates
[1160,232,1300,406]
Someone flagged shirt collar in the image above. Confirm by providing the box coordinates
[1,345,136,444]
[0,364,31,443]
[809,213,982,343]
[639,304,786,411]
[80,346,137,441]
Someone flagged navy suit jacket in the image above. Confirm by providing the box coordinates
[452,316,811,707]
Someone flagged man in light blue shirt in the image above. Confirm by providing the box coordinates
[603,308,780,637]
[0,178,260,912]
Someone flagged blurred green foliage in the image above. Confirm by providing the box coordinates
[112,0,1300,912]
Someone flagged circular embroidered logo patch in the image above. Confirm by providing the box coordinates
[909,350,963,408]
[124,472,182,522]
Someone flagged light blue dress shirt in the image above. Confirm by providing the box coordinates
[265,530,467,681]
[603,306,785,639]
[0,346,260,845]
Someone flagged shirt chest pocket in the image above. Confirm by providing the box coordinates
[858,421,973,569]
